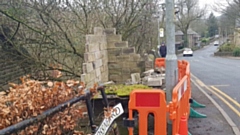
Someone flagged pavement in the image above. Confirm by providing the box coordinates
[189,81,239,135]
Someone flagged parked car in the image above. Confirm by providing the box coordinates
[214,41,219,46]
[183,48,193,57]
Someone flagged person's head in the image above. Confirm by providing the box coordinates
[161,43,165,46]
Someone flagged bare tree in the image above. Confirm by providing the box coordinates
[94,0,160,53]
[175,0,206,47]
[0,0,98,82]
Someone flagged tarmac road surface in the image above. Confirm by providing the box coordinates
[178,44,240,134]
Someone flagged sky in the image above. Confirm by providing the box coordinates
[198,0,222,17]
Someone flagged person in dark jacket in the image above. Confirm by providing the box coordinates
[159,43,167,57]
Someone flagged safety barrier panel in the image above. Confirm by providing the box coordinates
[127,90,167,135]
[126,58,191,135]
[155,58,189,81]
[170,75,191,135]
[155,58,165,68]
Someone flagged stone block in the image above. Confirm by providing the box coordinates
[109,68,122,75]
[145,61,154,68]
[81,74,90,83]
[95,77,101,83]
[100,65,108,72]
[115,41,128,48]
[131,73,141,84]
[109,74,122,82]
[130,62,139,68]
[107,41,116,48]
[108,55,117,62]
[102,50,108,58]
[85,44,100,52]
[99,42,107,50]
[104,28,116,35]
[108,48,122,56]
[108,62,122,70]
[84,53,96,62]
[95,51,103,59]
[116,55,130,60]
[146,76,163,86]
[89,70,96,81]
[129,54,142,61]
[93,59,103,68]
[102,58,108,65]
[130,68,142,73]
[82,62,93,73]
[106,35,122,42]
[121,74,131,81]
[120,62,128,68]
[95,68,101,77]
[122,47,135,54]
[86,35,106,45]
[122,68,131,74]
[101,73,108,82]
[102,70,109,80]
[94,27,104,35]
[86,81,95,88]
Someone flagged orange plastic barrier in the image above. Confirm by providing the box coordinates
[155,58,165,68]
[127,90,167,135]
[170,75,191,135]
[155,58,188,81]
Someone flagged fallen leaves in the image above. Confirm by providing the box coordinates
[0,76,93,134]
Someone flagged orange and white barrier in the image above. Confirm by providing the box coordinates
[126,58,191,135]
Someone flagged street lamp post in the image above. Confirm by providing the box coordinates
[158,16,160,48]
[165,0,178,134]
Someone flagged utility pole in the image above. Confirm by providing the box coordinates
[158,16,160,47]
[165,0,178,134]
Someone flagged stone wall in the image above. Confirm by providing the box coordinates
[214,51,233,56]
[81,27,149,86]
[80,28,109,87]
[105,28,146,84]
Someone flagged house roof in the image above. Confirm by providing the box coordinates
[175,30,184,35]
[175,28,199,36]
[187,28,198,35]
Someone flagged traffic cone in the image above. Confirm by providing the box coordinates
[178,115,188,135]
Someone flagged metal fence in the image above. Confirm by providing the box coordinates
[0,93,90,135]
[0,81,119,135]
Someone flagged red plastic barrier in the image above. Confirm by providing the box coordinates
[127,90,167,135]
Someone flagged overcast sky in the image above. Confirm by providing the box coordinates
[199,0,223,17]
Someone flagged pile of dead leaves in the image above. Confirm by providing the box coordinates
[0,76,93,135]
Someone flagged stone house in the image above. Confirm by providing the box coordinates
[233,28,240,46]
[175,28,201,48]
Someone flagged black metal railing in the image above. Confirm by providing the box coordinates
[0,81,119,135]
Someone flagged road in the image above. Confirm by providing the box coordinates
[178,43,240,132]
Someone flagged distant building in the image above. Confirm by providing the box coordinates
[234,18,240,47]
[175,28,201,48]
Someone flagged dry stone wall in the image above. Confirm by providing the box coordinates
[81,28,109,87]
[80,27,151,86]
[105,28,146,84]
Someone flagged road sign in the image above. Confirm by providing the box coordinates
[95,103,124,135]
[159,28,164,37]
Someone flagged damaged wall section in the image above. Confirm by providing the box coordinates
[81,27,109,87]
[105,28,146,84]
[81,27,153,87]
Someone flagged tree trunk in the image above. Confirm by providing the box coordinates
[183,30,188,47]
